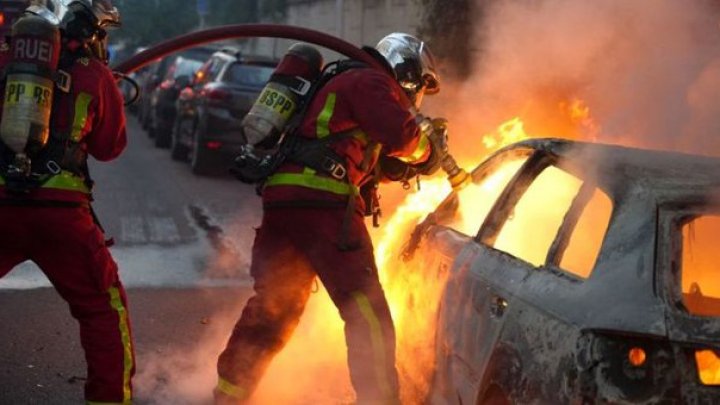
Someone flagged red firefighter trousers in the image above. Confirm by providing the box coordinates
[217,207,400,403]
[0,206,135,404]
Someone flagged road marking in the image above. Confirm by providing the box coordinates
[148,217,181,244]
[120,216,146,244]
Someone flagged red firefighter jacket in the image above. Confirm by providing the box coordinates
[0,44,127,203]
[263,67,431,213]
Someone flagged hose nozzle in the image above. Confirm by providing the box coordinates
[440,152,470,190]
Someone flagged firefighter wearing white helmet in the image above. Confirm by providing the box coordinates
[216,33,445,404]
[0,0,134,403]
[375,32,441,107]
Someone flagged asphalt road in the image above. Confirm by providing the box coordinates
[0,115,263,404]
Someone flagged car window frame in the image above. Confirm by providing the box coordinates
[426,147,535,231]
[658,200,720,344]
[220,62,276,87]
[660,203,720,315]
[475,149,613,280]
[475,150,553,246]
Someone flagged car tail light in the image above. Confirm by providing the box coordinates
[207,88,231,102]
[628,347,647,367]
[159,79,174,90]
[577,331,679,401]
[206,141,222,150]
[0,12,5,27]
[695,350,720,385]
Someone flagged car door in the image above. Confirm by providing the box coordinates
[430,150,534,402]
[441,150,615,404]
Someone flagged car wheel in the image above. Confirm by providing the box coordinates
[141,109,151,132]
[190,125,214,175]
[171,118,191,162]
[154,123,172,149]
[476,350,519,405]
[478,385,511,405]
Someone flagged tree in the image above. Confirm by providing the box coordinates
[111,0,287,49]
[417,0,477,79]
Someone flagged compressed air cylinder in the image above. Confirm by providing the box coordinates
[0,12,60,156]
[241,44,323,147]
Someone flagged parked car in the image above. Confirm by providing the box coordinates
[172,48,277,174]
[412,138,720,404]
[148,55,205,148]
[136,46,215,136]
[0,0,29,39]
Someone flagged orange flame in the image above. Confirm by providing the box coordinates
[253,102,602,403]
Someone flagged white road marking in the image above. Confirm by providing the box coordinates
[148,217,181,243]
[120,216,146,244]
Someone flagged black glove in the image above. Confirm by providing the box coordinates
[379,154,419,182]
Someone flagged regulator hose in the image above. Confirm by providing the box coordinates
[113,23,386,76]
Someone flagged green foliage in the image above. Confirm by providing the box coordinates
[416,0,476,79]
[111,0,287,49]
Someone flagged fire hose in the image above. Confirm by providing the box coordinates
[113,23,469,188]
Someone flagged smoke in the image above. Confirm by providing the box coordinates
[134,287,353,405]
[134,2,720,403]
[426,0,720,163]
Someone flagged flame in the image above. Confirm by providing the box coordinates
[561,98,600,141]
[481,116,527,151]
[374,116,535,402]
[375,107,612,401]
[252,105,608,403]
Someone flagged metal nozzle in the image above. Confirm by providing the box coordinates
[440,152,470,190]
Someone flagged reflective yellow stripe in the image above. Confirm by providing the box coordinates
[216,377,249,399]
[108,286,133,405]
[397,133,430,164]
[352,130,369,145]
[351,291,393,398]
[265,172,358,196]
[71,92,93,142]
[316,93,336,139]
[41,170,90,193]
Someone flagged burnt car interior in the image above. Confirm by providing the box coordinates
[664,206,720,386]
[422,143,613,282]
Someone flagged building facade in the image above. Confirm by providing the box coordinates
[245,0,423,59]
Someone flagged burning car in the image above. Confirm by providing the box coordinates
[410,138,720,404]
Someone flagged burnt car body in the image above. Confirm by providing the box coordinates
[417,138,720,404]
[171,49,276,175]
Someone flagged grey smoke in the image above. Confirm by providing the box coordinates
[430,0,720,158]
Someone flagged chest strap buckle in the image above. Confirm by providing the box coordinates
[322,157,347,180]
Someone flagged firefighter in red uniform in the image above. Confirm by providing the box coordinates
[0,1,134,403]
[216,34,443,404]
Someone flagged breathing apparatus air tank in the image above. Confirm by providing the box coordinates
[241,43,323,147]
[0,10,61,173]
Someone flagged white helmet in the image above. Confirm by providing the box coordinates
[375,33,440,106]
